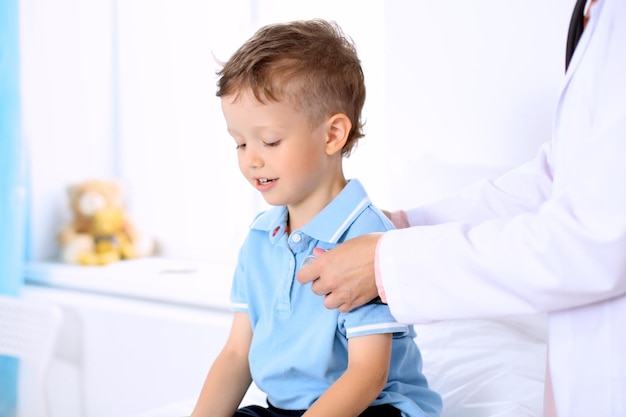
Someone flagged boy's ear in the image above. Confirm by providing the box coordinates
[325,113,351,156]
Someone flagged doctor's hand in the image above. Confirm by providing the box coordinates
[296,233,383,313]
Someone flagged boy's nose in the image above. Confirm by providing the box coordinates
[243,147,264,169]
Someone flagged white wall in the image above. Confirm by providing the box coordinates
[20,0,116,260]
[387,1,568,167]
[383,0,575,209]
[20,0,259,264]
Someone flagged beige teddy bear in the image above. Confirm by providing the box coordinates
[58,179,156,265]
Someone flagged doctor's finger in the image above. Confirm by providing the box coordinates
[309,274,335,297]
[322,291,345,311]
[297,260,322,285]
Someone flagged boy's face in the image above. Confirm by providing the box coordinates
[221,90,341,214]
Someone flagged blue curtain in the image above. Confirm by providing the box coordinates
[0,0,27,415]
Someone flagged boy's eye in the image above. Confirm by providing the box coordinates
[236,143,246,150]
[263,140,281,147]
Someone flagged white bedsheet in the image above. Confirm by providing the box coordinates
[133,313,547,417]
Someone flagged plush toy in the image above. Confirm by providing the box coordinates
[58,179,156,266]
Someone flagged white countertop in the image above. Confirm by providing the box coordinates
[24,257,235,310]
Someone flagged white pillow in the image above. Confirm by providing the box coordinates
[414,314,548,417]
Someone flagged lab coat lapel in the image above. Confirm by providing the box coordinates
[559,0,603,100]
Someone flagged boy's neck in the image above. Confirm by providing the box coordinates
[287,176,348,232]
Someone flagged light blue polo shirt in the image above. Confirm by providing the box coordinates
[231,179,442,417]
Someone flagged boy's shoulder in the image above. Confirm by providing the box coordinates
[324,179,395,242]
[342,203,395,239]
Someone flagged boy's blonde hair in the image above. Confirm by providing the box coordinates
[216,19,366,157]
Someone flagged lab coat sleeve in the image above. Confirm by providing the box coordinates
[379,0,626,323]
[381,132,626,324]
[381,163,626,324]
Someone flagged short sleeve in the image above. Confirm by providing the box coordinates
[338,302,410,338]
[230,239,249,313]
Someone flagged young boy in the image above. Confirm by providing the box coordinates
[191,19,442,417]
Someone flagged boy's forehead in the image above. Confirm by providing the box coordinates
[221,90,269,111]
[221,88,263,108]
[221,92,321,135]
[221,91,299,121]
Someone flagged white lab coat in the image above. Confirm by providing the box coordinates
[378,0,626,416]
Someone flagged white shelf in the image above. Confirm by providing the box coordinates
[24,258,234,310]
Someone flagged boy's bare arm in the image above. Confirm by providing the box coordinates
[303,333,392,417]
[191,312,253,417]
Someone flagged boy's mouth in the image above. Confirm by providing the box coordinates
[257,178,276,185]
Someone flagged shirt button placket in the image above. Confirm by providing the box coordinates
[283,232,311,312]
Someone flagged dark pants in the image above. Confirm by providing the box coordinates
[234,402,401,417]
